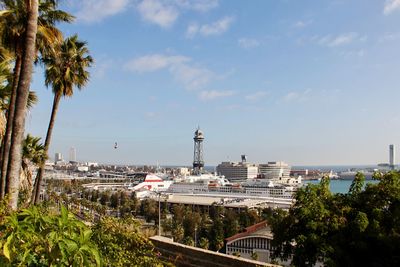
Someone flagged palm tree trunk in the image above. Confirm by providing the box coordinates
[32,92,61,204]
[5,0,39,209]
[0,55,22,199]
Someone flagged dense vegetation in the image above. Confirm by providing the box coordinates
[268,172,400,267]
[0,202,166,266]
[0,1,169,266]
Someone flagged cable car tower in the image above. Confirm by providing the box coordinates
[193,127,204,175]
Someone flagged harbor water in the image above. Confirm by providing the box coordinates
[304,179,379,194]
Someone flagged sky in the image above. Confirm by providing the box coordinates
[26,0,400,166]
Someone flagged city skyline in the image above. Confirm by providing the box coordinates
[25,0,400,166]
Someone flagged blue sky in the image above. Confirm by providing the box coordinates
[26,0,400,166]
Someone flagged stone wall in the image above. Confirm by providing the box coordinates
[150,236,280,267]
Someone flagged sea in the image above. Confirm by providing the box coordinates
[303,179,379,194]
[295,165,380,194]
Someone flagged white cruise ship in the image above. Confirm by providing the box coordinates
[167,174,298,199]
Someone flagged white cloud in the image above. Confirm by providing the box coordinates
[93,58,114,79]
[283,89,312,103]
[293,20,313,28]
[198,90,235,101]
[317,33,364,47]
[137,0,179,28]
[187,16,234,38]
[170,64,214,90]
[175,0,219,12]
[72,0,219,26]
[238,38,260,49]
[124,54,189,72]
[136,0,219,28]
[379,32,400,42]
[384,0,400,15]
[200,16,234,35]
[125,54,214,91]
[341,49,365,58]
[245,91,268,101]
[75,0,130,23]
[186,23,200,38]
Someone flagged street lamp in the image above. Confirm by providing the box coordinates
[158,192,161,236]
[157,192,165,236]
[194,226,197,247]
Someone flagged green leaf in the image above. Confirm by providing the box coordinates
[4,233,13,260]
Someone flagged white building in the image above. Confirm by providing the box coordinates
[69,147,77,162]
[259,162,291,181]
[216,161,258,182]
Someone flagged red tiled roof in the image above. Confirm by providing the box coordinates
[225,220,268,242]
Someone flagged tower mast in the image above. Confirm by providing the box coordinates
[193,127,205,175]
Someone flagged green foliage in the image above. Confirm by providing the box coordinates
[171,224,184,243]
[0,205,100,266]
[91,216,164,267]
[209,218,225,251]
[270,172,400,267]
[182,210,201,239]
[223,209,240,237]
[183,236,194,246]
[110,192,119,208]
[42,34,93,97]
[199,237,209,249]
[349,172,365,195]
[99,190,110,206]
[140,198,158,222]
[22,134,47,165]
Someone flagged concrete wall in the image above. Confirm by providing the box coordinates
[150,236,280,267]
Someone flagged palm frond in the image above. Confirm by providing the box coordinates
[43,34,93,97]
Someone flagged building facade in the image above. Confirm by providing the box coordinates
[216,161,258,182]
[69,147,77,162]
[226,220,291,265]
[259,161,291,181]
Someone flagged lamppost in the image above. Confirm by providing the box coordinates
[158,192,161,236]
[194,226,197,247]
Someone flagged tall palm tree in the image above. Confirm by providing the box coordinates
[32,35,93,204]
[5,0,39,209]
[0,0,73,199]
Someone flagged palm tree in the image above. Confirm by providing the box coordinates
[0,57,38,201]
[0,0,73,199]
[5,0,39,209]
[32,35,93,204]
[20,133,46,205]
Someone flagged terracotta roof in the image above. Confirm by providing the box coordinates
[225,220,269,242]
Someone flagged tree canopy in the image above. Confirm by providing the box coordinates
[269,172,400,267]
